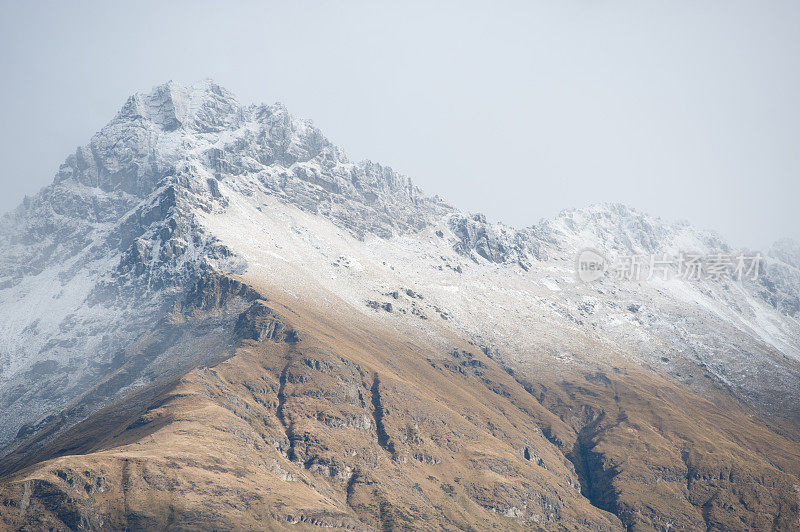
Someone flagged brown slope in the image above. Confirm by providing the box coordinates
[0,284,799,531]
[0,290,618,531]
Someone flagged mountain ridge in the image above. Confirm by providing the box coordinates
[1,80,799,531]
[2,78,798,451]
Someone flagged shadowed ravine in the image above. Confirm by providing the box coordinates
[370,375,397,459]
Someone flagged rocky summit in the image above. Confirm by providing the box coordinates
[0,81,799,531]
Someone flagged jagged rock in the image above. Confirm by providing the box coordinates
[234,301,297,343]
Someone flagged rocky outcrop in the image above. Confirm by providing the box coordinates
[449,213,539,268]
[234,301,297,343]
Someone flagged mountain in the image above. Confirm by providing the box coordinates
[0,80,799,531]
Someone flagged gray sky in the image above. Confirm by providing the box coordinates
[1,1,798,250]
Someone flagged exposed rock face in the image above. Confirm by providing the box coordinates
[765,239,800,316]
[234,301,297,343]
[449,213,540,268]
[1,81,799,530]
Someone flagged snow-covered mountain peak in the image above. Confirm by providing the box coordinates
[40,80,445,240]
[1,80,799,465]
[770,238,800,268]
[539,202,729,257]
[2,80,800,532]
[117,79,241,132]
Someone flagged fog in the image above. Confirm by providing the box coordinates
[1,0,797,249]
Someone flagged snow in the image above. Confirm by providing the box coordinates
[2,79,799,455]
[540,278,561,291]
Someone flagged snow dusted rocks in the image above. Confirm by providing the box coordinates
[1,79,799,472]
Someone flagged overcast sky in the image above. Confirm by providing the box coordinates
[1,1,798,249]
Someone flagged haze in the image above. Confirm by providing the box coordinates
[1,0,797,250]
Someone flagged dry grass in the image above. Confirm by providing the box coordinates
[1,283,798,530]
